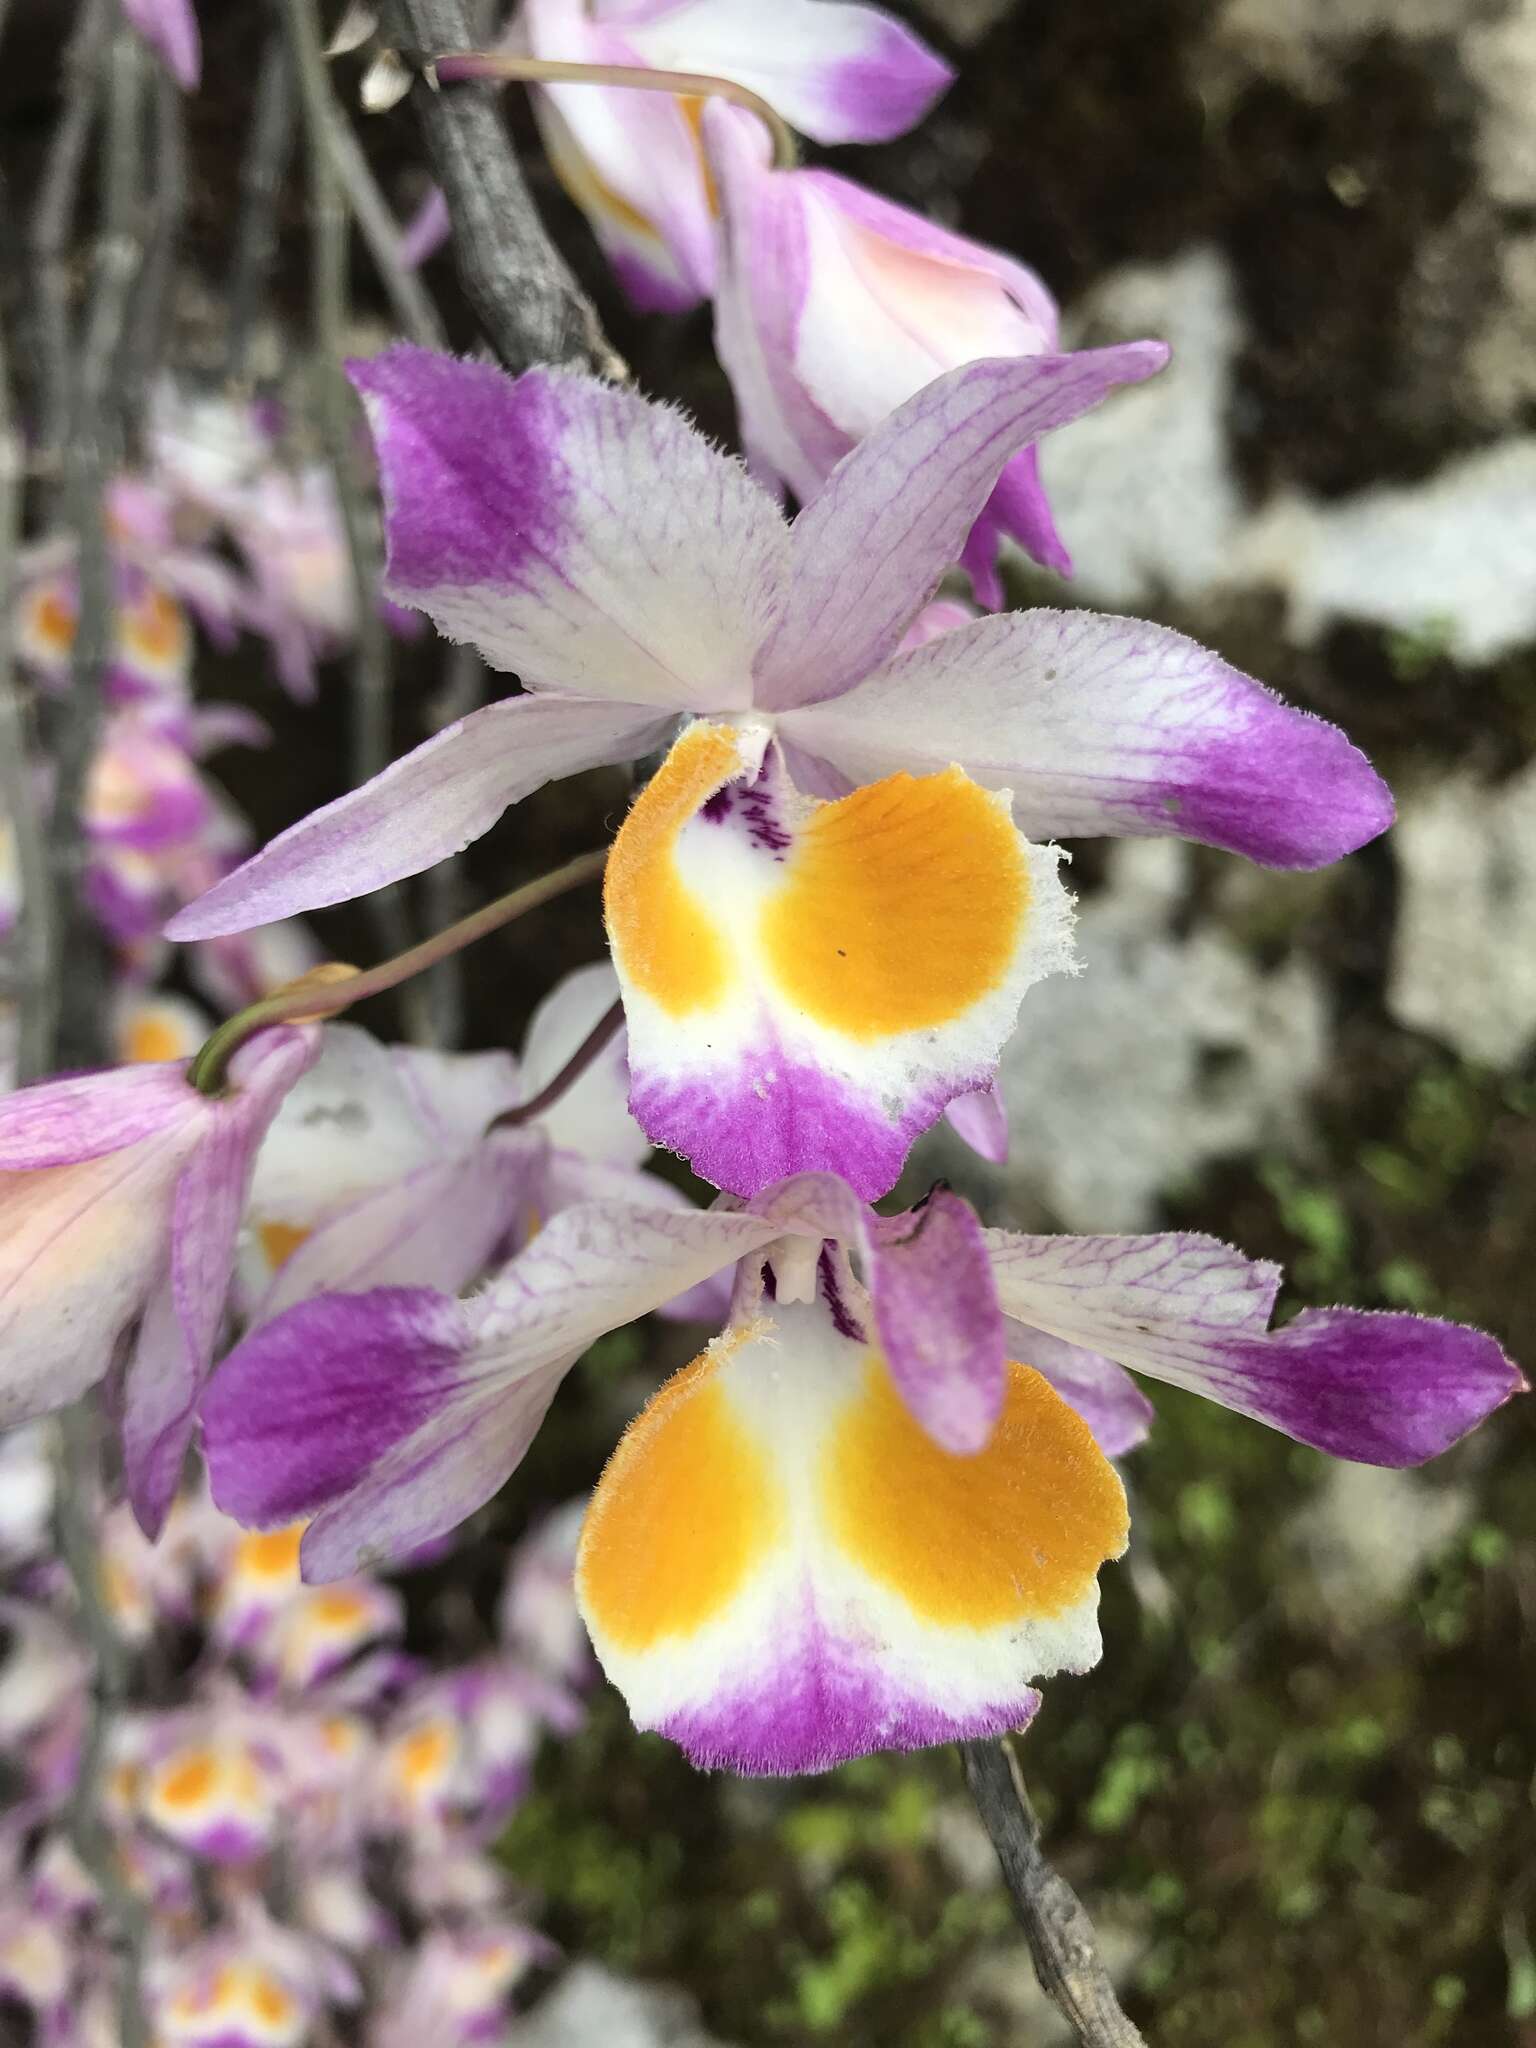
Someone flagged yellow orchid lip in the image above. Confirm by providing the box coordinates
[604,719,1071,1198]
[577,1293,1127,1776]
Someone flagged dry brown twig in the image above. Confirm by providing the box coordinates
[961,1737,1150,2048]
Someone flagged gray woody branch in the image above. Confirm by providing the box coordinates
[381,0,621,375]
[961,1737,1149,2048]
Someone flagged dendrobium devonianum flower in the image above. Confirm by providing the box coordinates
[121,0,201,90]
[520,0,952,311]
[170,347,1394,1199]
[709,106,1084,600]
[0,1026,318,1533]
[200,1172,1521,1775]
[0,1433,581,2047]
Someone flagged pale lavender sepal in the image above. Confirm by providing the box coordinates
[121,0,201,89]
[1005,1322,1155,1458]
[251,1144,534,1327]
[708,104,848,508]
[869,1190,1006,1454]
[301,1363,567,1583]
[347,346,788,712]
[987,1229,1523,1467]
[754,346,1169,712]
[785,608,1397,870]
[122,1025,319,1535]
[166,694,667,938]
[943,1080,1009,1165]
[0,1129,196,1427]
[962,444,1073,602]
[0,1063,198,1169]
[622,0,952,148]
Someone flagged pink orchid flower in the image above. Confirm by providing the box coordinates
[171,348,1392,1202]
[0,1026,318,1533]
[710,103,1085,601]
[502,0,953,310]
[202,1172,1520,1775]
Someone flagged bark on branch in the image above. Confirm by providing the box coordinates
[960,1737,1149,2048]
[381,0,621,375]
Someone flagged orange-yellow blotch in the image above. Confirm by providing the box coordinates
[123,586,187,666]
[156,1750,217,1810]
[248,1972,295,2027]
[29,587,77,655]
[826,1358,1127,1628]
[124,1013,186,1064]
[578,1337,783,1652]
[394,1721,455,1789]
[235,1524,305,1580]
[308,1588,368,1629]
[543,108,662,240]
[258,1221,311,1271]
[761,767,1028,1041]
[604,723,738,1017]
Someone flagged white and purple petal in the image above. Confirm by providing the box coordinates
[783,608,1396,869]
[348,345,788,710]
[166,693,666,938]
[752,349,1168,712]
[985,1229,1523,1466]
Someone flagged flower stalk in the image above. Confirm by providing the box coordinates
[413,47,800,169]
[188,847,608,1095]
[961,1737,1148,2048]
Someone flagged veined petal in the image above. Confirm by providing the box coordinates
[203,1286,486,1540]
[0,1061,200,1168]
[166,694,665,938]
[753,347,1168,712]
[785,609,1395,869]
[206,1197,784,1575]
[622,0,952,143]
[605,723,1075,1199]
[987,1231,1524,1465]
[0,1132,196,1424]
[577,1295,1127,1775]
[123,1026,321,1536]
[348,346,788,710]
[250,1146,532,1327]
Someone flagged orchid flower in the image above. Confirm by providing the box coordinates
[240,962,650,1325]
[0,1436,580,2047]
[519,0,952,311]
[0,1026,318,1532]
[200,1172,1519,1775]
[121,0,202,90]
[710,104,1080,600]
[169,348,1394,1197]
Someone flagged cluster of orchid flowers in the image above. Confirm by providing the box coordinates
[0,373,394,1080]
[4,0,1525,1817]
[0,1415,589,2046]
